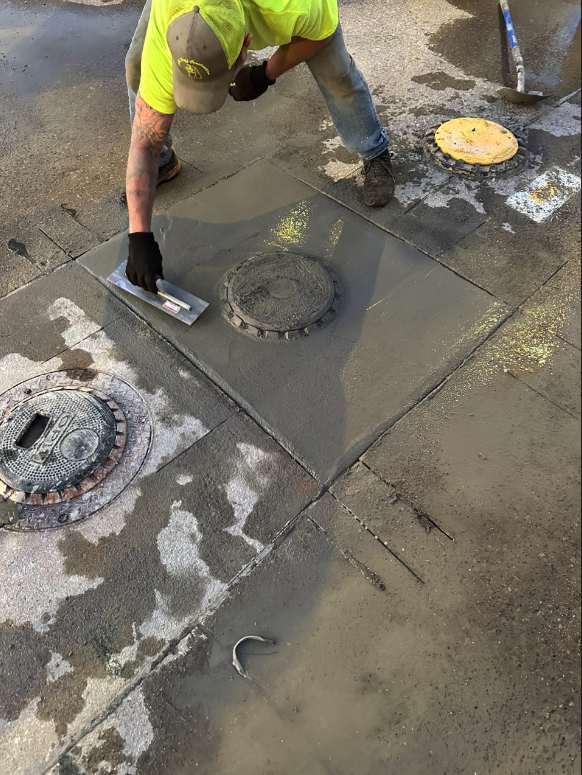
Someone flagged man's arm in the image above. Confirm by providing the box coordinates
[230,35,333,102]
[265,36,332,81]
[127,94,174,233]
[125,95,173,293]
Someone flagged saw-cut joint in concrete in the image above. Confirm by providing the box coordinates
[0,370,152,530]
[424,118,528,178]
[220,252,343,340]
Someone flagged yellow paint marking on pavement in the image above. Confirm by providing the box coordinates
[507,167,581,222]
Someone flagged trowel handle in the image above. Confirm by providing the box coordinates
[499,0,526,92]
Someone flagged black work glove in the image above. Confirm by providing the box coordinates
[126,232,164,294]
[229,62,275,102]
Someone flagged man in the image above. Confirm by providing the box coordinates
[125,0,395,293]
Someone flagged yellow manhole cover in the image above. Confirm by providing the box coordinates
[435,118,519,165]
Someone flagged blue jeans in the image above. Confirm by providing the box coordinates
[125,11,388,166]
[307,25,389,160]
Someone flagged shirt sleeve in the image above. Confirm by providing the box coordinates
[138,10,177,115]
[294,0,339,41]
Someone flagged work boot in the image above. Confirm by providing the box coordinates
[157,151,182,187]
[362,150,396,207]
[121,151,183,207]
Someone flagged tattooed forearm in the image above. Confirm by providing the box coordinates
[126,94,174,233]
[133,96,173,151]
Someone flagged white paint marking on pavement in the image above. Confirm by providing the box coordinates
[425,179,486,214]
[0,532,104,632]
[321,159,361,182]
[158,501,225,584]
[176,474,194,486]
[48,298,102,347]
[502,223,516,234]
[46,652,74,683]
[116,688,154,762]
[506,167,582,223]
[224,443,272,553]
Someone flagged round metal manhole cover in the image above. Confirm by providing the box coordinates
[0,371,152,531]
[220,253,343,340]
[0,390,121,494]
[423,119,528,178]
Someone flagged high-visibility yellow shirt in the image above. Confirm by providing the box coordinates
[140,0,339,114]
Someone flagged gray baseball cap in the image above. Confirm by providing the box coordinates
[166,6,238,114]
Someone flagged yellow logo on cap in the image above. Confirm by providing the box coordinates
[177,58,210,80]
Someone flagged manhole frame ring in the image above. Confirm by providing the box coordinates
[219,252,344,341]
[0,386,128,506]
[423,123,529,178]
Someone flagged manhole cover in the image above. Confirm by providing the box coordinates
[0,390,123,495]
[424,118,528,178]
[0,371,152,531]
[220,253,343,340]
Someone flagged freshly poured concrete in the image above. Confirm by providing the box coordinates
[81,161,507,482]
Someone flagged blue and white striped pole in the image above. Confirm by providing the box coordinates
[499,0,526,94]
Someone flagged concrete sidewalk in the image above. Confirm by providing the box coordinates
[0,0,580,773]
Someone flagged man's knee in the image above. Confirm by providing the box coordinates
[315,63,359,106]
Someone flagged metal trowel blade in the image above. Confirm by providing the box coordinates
[107,261,209,326]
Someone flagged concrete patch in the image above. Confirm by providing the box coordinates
[80,160,507,483]
[506,167,582,222]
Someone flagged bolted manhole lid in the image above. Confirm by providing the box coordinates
[220,253,343,340]
[0,390,121,495]
[0,371,152,531]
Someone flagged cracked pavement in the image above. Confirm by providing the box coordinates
[0,0,580,773]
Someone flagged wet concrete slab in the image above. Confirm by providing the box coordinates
[533,255,581,350]
[80,160,508,482]
[58,486,580,775]
[57,503,428,775]
[352,304,581,773]
[330,461,452,582]
[0,263,317,774]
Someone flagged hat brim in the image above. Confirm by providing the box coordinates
[172,60,232,115]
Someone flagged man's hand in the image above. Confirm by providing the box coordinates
[127,232,164,294]
[230,62,275,101]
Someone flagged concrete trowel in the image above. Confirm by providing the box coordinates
[108,261,209,326]
[498,0,547,105]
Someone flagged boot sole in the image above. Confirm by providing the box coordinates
[157,158,183,187]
